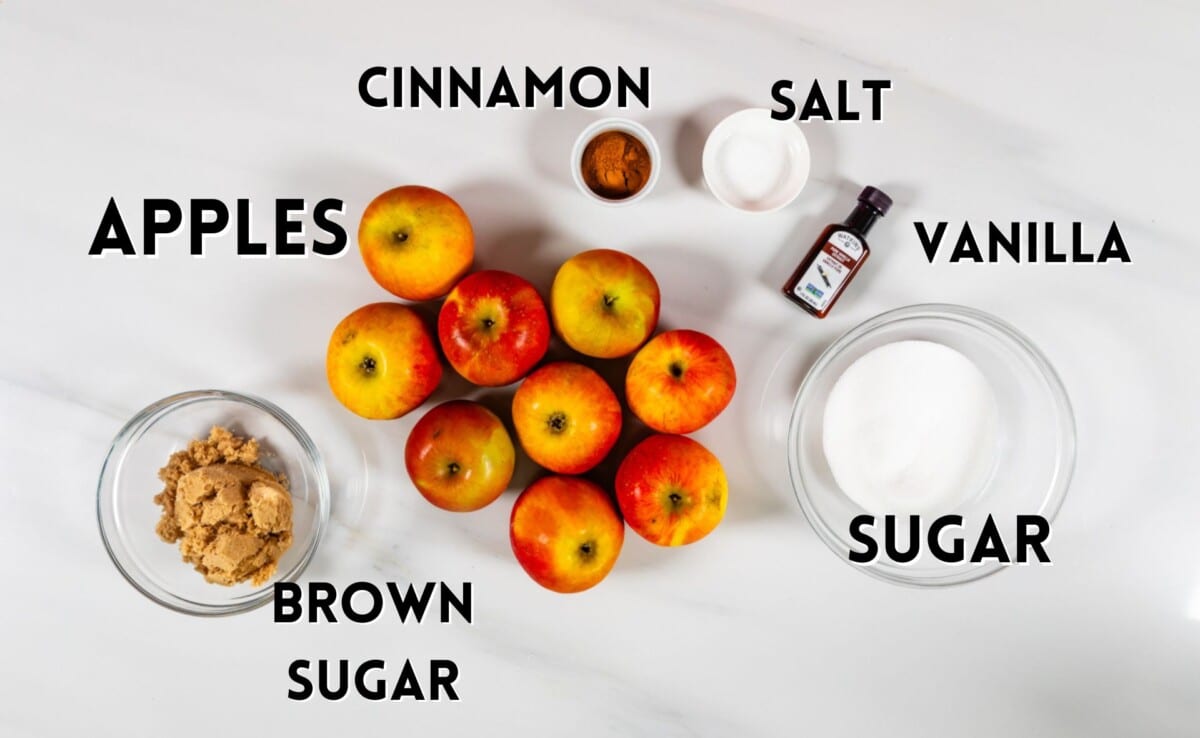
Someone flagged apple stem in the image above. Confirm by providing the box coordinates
[392,230,409,244]
[668,362,685,380]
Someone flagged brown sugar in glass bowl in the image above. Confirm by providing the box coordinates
[571,118,660,206]
[97,390,329,616]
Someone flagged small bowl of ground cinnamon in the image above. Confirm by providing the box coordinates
[97,390,329,615]
[571,118,660,206]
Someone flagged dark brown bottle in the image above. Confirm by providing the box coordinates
[782,186,892,318]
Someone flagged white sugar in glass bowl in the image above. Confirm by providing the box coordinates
[788,304,1076,586]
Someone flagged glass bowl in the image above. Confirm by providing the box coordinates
[97,390,329,615]
[788,304,1075,586]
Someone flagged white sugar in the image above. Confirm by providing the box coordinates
[822,340,999,515]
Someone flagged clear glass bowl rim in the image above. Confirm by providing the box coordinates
[96,389,330,615]
[787,303,1077,587]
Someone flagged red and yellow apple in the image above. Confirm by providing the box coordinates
[326,302,442,419]
[550,249,660,359]
[626,329,736,433]
[511,362,622,474]
[438,270,550,386]
[615,434,728,546]
[510,476,624,593]
[405,400,515,512]
[358,185,474,301]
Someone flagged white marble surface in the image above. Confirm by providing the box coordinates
[2,1,1198,735]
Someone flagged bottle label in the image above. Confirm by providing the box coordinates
[792,231,863,311]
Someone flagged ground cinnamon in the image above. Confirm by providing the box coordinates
[580,130,652,200]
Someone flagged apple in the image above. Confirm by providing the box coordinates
[326,302,442,419]
[510,476,624,593]
[550,249,660,359]
[625,329,736,433]
[615,434,728,546]
[511,362,622,474]
[438,270,550,386]
[404,400,515,512]
[358,185,474,301]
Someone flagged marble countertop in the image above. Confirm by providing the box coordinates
[2,0,1198,735]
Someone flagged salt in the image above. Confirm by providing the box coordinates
[821,340,999,515]
[716,134,788,203]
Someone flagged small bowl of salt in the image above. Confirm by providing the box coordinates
[701,108,810,212]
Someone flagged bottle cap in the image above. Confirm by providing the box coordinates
[858,186,892,216]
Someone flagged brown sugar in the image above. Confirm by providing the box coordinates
[154,426,293,586]
[580,130,652,200]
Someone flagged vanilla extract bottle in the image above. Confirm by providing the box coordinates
[782,186,892,318]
